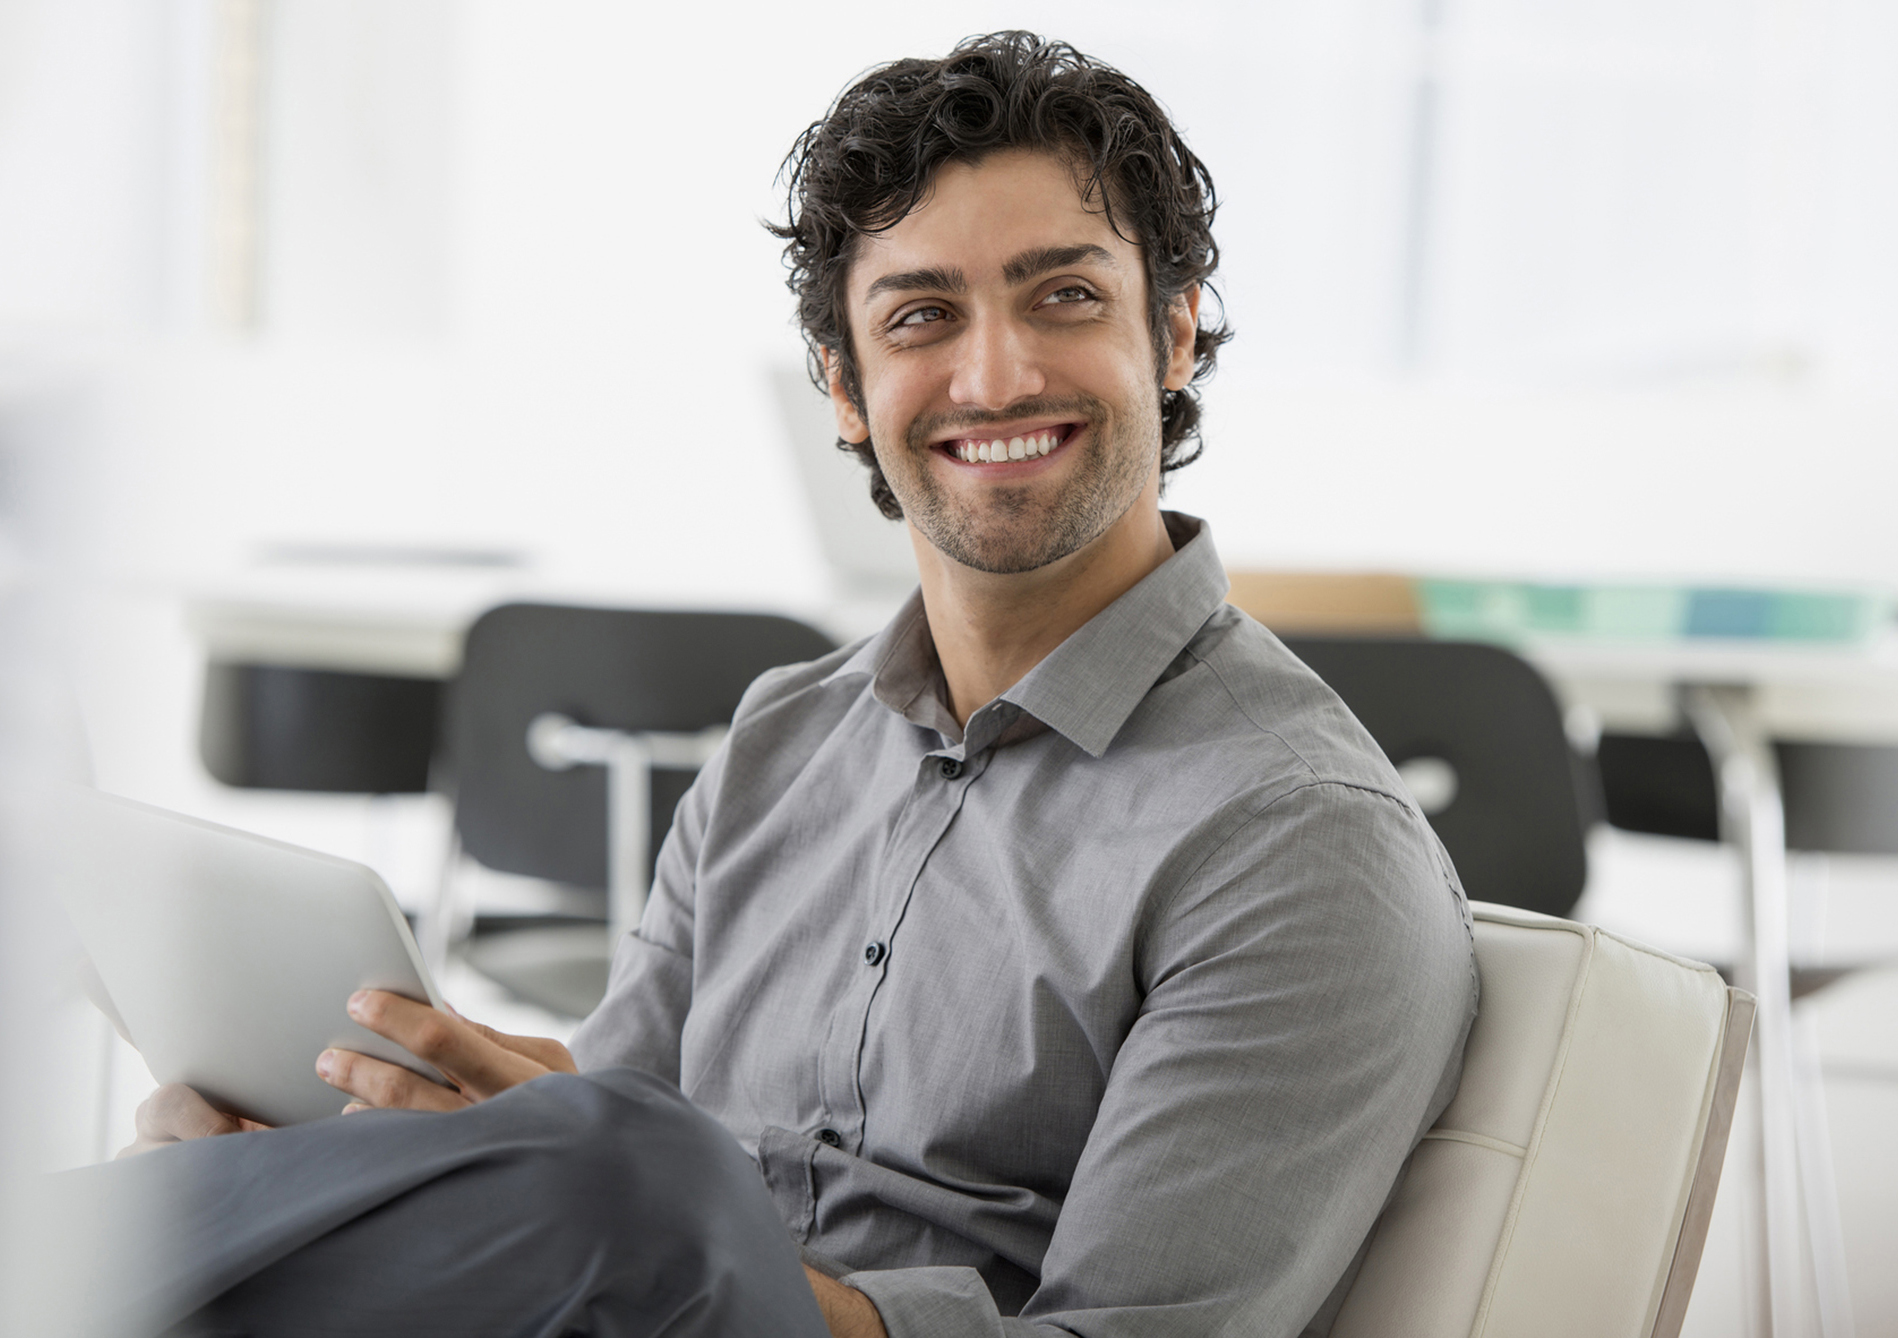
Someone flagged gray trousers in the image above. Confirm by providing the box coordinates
[57,1068,831,1338]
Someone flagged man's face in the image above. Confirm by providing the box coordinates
[829,150,1197,576]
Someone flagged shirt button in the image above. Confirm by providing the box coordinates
[864,941,887,966]
[817,1128,843,1147]
[938,757,963,779]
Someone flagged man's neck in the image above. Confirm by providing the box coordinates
[912,498,1177,728]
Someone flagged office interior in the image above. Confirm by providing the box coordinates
[1,2,1895,1334]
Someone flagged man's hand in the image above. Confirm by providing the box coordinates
[118,1083,270,1158]
[805,1268,888,1338]
[317,990,576,1113]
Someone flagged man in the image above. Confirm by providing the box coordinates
[103,32,1475,1337]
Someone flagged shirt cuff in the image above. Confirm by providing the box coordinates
[841,1265,1010,1338]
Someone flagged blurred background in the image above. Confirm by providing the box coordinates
[2,0,1895,1333]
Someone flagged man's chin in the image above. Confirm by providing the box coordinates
[925,522,1089,577]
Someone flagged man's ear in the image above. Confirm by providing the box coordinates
[1161,285,1202,391]
[823,347,870,444]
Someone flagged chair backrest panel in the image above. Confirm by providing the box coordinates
[1332,904,1750,1338]
[1433,922,1587,1150]
[1481,928,1730,1337]
[448,604,836,889]
[1279,638,1592,918]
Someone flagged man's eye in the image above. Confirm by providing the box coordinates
[1042,285,1095,306]
[895,305,949,328]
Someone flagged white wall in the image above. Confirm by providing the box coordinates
[8,0,1897,604]
[4,0,1896,846]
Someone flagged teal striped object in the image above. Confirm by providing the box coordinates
[1418,580,1885,646]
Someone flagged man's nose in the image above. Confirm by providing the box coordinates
[948,314,1046,409]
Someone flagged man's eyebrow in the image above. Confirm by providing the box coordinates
[861,245,1120,303]
[864,265,967,302]
[1002,243,1118,285]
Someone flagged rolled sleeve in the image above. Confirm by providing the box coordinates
[843,1266,1012,1337]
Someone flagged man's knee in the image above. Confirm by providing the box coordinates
[490,1069,764,1244]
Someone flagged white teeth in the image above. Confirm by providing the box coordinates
[954,432,1063,463]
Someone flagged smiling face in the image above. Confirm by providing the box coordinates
[829,150,1197,576]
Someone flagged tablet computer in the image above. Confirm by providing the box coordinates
[51,784,449,1127]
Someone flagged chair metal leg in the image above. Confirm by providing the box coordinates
[603,735,653,942]
[526,716,726,944]
[1791,1005,1856,1337]
[1686,684,1852,1338]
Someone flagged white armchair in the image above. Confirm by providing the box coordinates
[1333,902,1754,1338]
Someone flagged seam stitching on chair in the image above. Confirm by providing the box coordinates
[1469,925,1598,1338]
[1420,1128,1527,1158]
[1469,905,1587,935]
[1597,928,1723,976]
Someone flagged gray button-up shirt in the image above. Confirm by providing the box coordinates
[572,514,1477,1337]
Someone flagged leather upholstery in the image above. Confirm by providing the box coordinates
[1332,902,1751,1338]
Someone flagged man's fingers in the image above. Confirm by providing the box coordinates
[316,1048,468,1113]
[135,1083,248,1144]
[347,990,551,1099]
[346,990,457,1057]
[465,1020,577,1074]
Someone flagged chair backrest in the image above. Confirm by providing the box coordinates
[447,604,836,889]
[1281,637,1593,918]
[199,662,441,794]
[1333,903,1753,1338]
[1598,731,1898,856]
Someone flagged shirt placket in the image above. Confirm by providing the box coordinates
[813,742,987,1150]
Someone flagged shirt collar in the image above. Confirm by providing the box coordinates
[828,512,1230,757]
[1000,512,1228,756]
[825,591,963,740]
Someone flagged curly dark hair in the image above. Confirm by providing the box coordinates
[770,31,1232,520]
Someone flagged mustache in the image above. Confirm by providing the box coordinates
[905,394,1105,448]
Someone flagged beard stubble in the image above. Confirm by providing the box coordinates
[887,390,1159,576]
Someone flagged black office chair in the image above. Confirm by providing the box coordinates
[1598,732,1898,855]
[1281,637,1596,919]
[1597,729,1898,996]
[200,662,440,793]
[442,603,837,1017]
